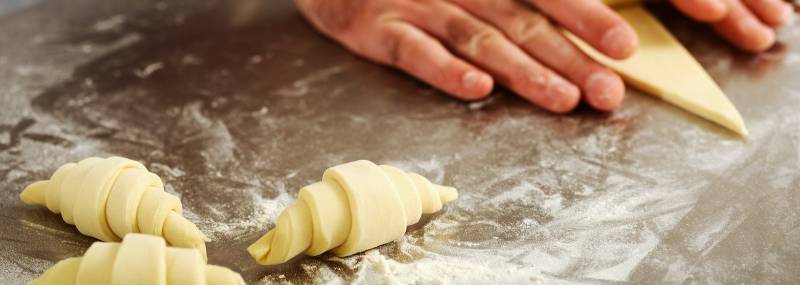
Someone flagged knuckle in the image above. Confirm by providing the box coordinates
[509,13,550,44]
[445,17,504,56]
[386,31,420,67]
[468,30,503,56]
[304,0,367,35]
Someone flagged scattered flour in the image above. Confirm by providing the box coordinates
[196,190,294,241]
[784,52,800,65]
[93,15,126,32]
[352,250,544,285]
[134,62,165,78]
[272,66,345,97]
[381,157,448,185]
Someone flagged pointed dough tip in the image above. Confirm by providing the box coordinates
[733,124,748,138]
[207,265,247,285]
[434,185,458,204]
[714,111,748,138]
[20,181,48,205]
[247,230,274,264]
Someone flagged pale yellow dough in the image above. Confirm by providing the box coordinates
[569,5,748,136]
[247,160,458,265]
[28,234,244,285]
[20,157,209,258]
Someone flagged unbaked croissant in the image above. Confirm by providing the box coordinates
[248,160,458,265]
[20,157,208,258]
[28,234,244,285]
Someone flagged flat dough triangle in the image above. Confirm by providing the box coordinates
[566,5,748,136]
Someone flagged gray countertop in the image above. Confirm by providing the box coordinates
[1,0,799,284]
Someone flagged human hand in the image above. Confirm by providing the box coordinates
[669,0,793,52]
[293,0,793,113]
[294,0,637,113]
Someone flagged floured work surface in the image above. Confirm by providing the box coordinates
[1,0,799,284]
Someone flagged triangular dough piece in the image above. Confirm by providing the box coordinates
[567,5,748,136]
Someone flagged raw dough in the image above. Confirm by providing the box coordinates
[568,5,748,136]
[247,160,458,265]
[20,157,208,258]
[28,234,244,285]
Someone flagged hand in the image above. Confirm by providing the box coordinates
[670,0,794,52]
[293,0,793,113]
[294,0,634,113]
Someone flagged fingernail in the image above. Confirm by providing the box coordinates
[709,0,728,16]
[740,18,775,51]
[462,71,490,90]
[545,76,579,112]
[741,17,761,33]
[601,24,637,58]
[585,72,622,108]
[778,3,795,26]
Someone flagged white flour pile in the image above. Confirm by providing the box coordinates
[351,246,544,285]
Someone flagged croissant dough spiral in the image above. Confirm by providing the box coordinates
[248,160,458,265]
[28,234,244,285]
[20,157,208,258]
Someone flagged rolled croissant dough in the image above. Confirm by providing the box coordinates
[248,160,458,265]
[29,234,244,285]
[20,157,209,258]
[571,3,748,136]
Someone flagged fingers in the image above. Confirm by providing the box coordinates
[713,0,776,52]
[528,0,638,59]
[378,22,494,100]
[450,0,624,110]
[402,1,580,112]
[671,0,728,22]
[742,0,795,27]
